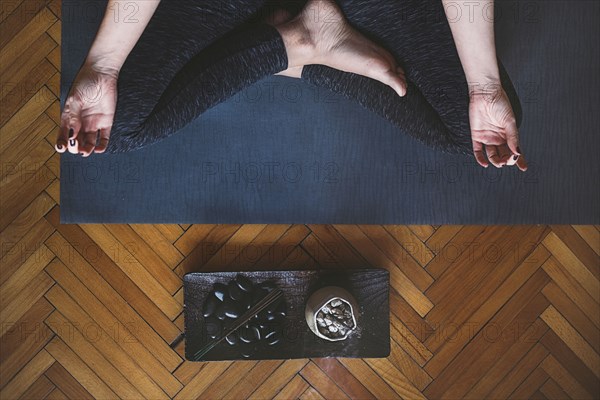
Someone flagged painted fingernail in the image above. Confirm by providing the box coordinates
[69,128,74,138]
[516,146,521,154]
[69,139,76,146]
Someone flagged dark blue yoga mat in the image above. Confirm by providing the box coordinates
[59,0,599,224]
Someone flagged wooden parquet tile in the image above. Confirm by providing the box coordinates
[1,2,599,399]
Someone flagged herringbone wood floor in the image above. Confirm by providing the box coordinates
[1,1,599,399]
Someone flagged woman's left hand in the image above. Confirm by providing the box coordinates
[469,85,528,171]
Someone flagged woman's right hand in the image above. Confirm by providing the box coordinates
[56,62,119,156]
[469,85,528,171]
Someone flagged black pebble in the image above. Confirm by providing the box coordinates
[265,297,282,314]
[265,331,276,339]
[213,283,228,301]
[235,274,253,292]
[215,303,227,320]
[239,331,252,344]
[239,341,252,358]
[202,295,219,318]
[240,341,258,358]
[206,278,287,356]
[228,280,243,300]
[204,317,221,339]
[266,311,284,322]
[265,331,280,346]
[240,292,253,311]
[260,323,276,337]
[223,299,241,319]
[258,309,269,321]
[251,325,261,341]
[239,325,258,343]
[275,301,287,316]
[225,333,238,346]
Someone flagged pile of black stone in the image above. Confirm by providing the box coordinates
[315,298,355,340]
[202,274,286,358]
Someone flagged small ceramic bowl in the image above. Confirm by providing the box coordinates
[305,286,358,341]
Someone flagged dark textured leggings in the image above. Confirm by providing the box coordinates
[106,0,521,155]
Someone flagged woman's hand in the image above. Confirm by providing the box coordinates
[469,85,528,171]
[54,0,162,156]
[56,63,118,156]
[441,0,526,170]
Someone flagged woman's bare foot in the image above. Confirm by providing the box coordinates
[273,0,406,96]
[264,9,304,78]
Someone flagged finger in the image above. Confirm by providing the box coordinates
[55,124,69,153]
[505,119,521,155]
[80,130,98,157]
[506,153,519,166]
[81,112,111,156]
[497,144,512,166]
[57,107,73,152]
[472,140,489,168]
[516,153,528,171]
[506,141,521,166]
[486,145,502,168]
[61,97,82,154]
[94,127,111,153]
[67,127,80,154]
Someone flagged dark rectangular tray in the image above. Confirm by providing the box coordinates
[183,268,390,361]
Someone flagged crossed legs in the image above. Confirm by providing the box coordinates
[98,0,520,155]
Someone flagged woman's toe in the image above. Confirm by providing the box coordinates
[387,68,407,97]
[362,56,406,97]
